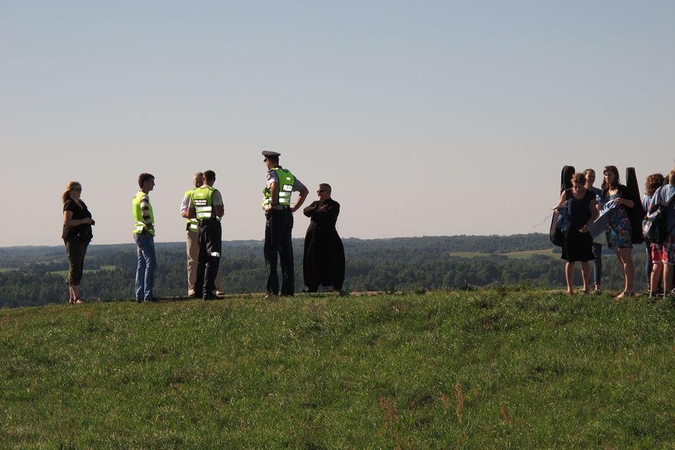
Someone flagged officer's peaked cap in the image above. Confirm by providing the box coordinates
[262,150,281,158]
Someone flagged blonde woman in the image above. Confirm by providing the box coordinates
[62,181,95,304]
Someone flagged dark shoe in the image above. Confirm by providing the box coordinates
[203,292,217,300]
[191,292,203,299]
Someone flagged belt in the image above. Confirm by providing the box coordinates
[271,205,290,210]
[198,218,220,225]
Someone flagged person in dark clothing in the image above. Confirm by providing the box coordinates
[261,150,309,297]
[189,170,224,300]
[303,183,345,293]
[553,172,598,295]
[584,168,605,293]
[62,181,95,304]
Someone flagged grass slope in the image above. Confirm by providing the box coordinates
[2,289,675,449]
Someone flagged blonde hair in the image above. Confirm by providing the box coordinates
[61,181,81,203]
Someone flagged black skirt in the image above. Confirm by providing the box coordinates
[561,229,595,262]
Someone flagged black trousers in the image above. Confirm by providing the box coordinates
[264,209,294,296]
[195,219,222,296]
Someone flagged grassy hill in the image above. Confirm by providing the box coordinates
[2,289,675,449]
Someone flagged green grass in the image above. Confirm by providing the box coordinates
[2,289,675,449]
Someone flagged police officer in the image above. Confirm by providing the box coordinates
[189,170,224,300]
[262,150,309,296]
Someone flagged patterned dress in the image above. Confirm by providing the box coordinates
[605,192,633,249]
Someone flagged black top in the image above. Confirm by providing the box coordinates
[63,199,92,239]
[564,189,594,230]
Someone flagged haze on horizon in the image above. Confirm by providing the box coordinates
[2,1,674,248]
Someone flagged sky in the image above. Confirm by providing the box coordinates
[2,1,674,247]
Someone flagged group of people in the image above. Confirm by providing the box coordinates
[61,151,346,304]
[555,166,675,299]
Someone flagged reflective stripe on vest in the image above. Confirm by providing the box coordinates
[262,167,295,209]
[133,221,146,233]
[193,186,221,221]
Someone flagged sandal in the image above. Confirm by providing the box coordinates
[615,291,635,299]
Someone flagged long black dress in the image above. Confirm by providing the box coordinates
[303,198,345,292]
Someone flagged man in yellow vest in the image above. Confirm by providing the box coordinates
[180,171,222,297]
[132,173,156,302]
[189,169,224,300]
[261,150,309,296]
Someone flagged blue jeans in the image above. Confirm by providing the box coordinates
[134,233,156,301]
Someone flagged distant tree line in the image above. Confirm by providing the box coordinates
[0,234,650,308]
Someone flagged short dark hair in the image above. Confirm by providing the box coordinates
[138,173,155,188]
[204,170,216,183]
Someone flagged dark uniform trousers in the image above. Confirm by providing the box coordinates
[195,218,222,297]
[265,208,294,296]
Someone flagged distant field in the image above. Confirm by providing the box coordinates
[449,249,558,259]
[502,249,558,259]
[50,265,117,276]
[0,268,17,273]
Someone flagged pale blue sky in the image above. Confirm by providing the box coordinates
[2,1,674,247]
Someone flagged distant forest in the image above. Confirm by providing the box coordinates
[0,234,652,308]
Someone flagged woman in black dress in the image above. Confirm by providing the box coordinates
[554,172,598,294]
[62,181,95,304]
[303,183,345,293]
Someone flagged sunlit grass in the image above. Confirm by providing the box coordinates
[2,289,675,448]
